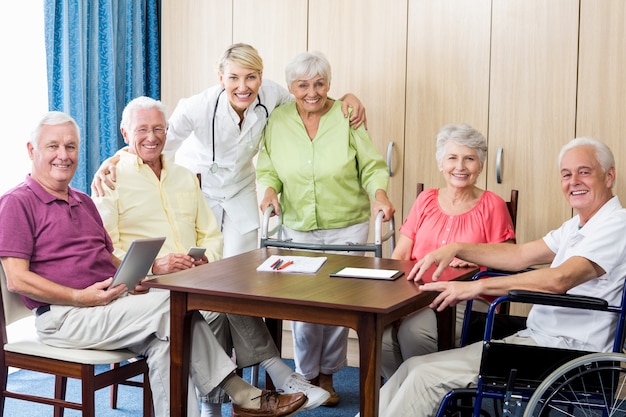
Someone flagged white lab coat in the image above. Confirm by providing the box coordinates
[165,79,292,235]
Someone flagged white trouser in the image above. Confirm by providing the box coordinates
[373,334,537,417]
[283,222,369,379]
[35,290,237,417]
[212,206,258,258]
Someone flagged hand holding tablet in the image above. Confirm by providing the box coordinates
[108,237,166,290]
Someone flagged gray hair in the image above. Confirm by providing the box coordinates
[29,111,80,148]
[435,123,487,166]
[120,96,168,130]
[285,51,332,86]
[558,137,615,175]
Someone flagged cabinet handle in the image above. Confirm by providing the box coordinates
[387,141,394,177]
[496,147,503,184]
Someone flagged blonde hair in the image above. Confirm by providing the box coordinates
[216,43,264,74]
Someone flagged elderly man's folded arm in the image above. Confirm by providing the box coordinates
[456,239,556,273]
[475,255,605,297]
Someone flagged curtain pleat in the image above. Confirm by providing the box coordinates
[44,0,160,193]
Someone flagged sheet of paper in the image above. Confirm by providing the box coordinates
[256,255,327,274]
[330,267,404,280]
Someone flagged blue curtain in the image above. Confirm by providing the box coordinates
[44,0,160,193]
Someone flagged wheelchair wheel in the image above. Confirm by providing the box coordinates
[524,352,626,417]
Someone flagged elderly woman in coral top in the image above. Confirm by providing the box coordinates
[381,123,516,379]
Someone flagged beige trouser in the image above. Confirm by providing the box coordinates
[35,290,237,417]
[200,311,280,403]
[370,334,537,417]
[381,299,492,379]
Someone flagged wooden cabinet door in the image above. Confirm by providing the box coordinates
[488,0,579,244]
[577,0,626,202]
[232,0,308,85]
[404,0,492,217]
[161,0,233,112]
[307,0,408,256]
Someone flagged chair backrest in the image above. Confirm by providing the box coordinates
[507,189,519,231]
[0,261,33,345]
[416,183,519,232]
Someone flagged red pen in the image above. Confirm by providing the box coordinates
[277,260,294,270]
[270,258,282,269]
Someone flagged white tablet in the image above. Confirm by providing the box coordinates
[109,237,166,290]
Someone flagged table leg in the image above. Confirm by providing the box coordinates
[170,291,191,417]
[357,313,382,417]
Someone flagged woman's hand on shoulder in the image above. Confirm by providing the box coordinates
[339,93,367,130]
[91,155,121,197]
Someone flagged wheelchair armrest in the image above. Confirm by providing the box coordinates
[508,289,609,311]
[471,268,534,281]
[486,267,534,275]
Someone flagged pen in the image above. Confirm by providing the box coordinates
[277,260,294,270]
[270,258,282,269]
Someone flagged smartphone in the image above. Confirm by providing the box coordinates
[187,246,206,261]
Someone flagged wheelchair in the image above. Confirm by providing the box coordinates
[435,271,626,417]
[524,351,626,417]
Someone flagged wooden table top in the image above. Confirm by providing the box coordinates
[146,247,477,315]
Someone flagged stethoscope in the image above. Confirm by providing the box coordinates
[209,89,269,174]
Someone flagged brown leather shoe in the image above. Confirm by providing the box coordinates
[310,373,340,407]
[231,390,307,417]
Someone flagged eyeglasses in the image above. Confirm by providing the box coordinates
[134,127,167,138]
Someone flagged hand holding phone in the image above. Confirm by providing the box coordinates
[187,246,206,261]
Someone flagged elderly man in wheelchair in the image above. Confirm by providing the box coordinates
[369,137,626,417]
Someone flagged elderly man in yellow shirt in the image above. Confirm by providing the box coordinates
[92,96,329,417]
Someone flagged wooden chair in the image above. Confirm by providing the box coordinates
[414,183,520,350]
[0,264,153,417]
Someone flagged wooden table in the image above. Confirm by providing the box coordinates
[145,247,477,417]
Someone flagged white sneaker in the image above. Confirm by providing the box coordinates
[279,373,331,411]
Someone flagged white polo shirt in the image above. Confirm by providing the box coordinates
[521,196,626,352]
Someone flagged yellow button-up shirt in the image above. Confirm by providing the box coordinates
[92,151,223,262]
